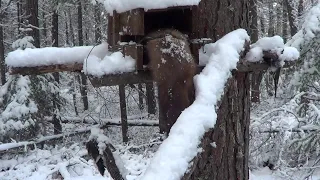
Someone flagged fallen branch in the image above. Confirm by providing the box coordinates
[258,128,319,133]
[0,127,94,153]
[45,116,159,126]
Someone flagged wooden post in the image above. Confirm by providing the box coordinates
[157,84,166,133]
[119,85,128,142]
[138,84,144,111]
[146,82,156,115]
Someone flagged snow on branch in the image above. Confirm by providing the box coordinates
[286,3,320,50]
[141,29,250,180]
[96,0,201,14]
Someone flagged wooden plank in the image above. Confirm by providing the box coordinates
[9,63,83,75]
[190,39,214,65]
[119,8,144,36]
[122,44,144,70]
[107,11,120,46]
[89,70,153,87]
[9,60,295,77]
[146,82,156,115]
[145,5,193,12]
[119,84,128,143]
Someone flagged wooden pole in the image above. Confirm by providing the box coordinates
[146,82,156,115]
[119,85,128,142]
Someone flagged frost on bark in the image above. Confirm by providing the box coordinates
[183,0,250,179]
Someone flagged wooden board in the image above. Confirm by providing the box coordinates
[119,8,144,36]
[107,11,120,46]
[122,44,144,70]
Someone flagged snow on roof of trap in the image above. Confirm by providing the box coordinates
[141,29,250,180]
[97,0,201,14]
[5,43,109,68]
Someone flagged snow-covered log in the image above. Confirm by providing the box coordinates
[7,50,296,76]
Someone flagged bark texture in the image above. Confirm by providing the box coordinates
[191,0,249,41]
[0,0,5,85]
[183,73,250,180]
[185,0,250,179]
[26,0,40,48]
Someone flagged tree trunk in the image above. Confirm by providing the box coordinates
[146,82,156,115]
[77,0,89,111]
[282,1,288,43]
[298,0,303,17]
[285,0,298,37]
[65,11,69,45]
[276,3,282,35]
[119,85,128,143]
[249,0,262,103]
[138,84,144,111]
[68,8,75,46]
[17,1,21,35]
[268,0,275,37]
[42,11,47,46]
[94,4,102,43]
[184,73,250,180]
[184,0,250,179]
[0,0,6,85]
[26,0,40,48]
[52,5,62,135]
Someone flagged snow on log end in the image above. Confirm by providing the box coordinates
[141,29,250,180]
[96,0,201,14]
[5,43,109,68]
[245,36,300,63]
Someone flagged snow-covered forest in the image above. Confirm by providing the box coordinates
[0,0,319,179]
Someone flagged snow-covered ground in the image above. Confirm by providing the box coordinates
[1,143,319,180]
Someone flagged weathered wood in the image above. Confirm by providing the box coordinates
[190,39,214,64]
[89,70,153,87]
[108,11,120,46]
[146,82,156,115]
[138,84,144,110]
[86,139,124,180]
[8,49,291,76]
[119,85,128,143]
[122,44,144,70]
[9,63,83,75]
[146,6,193,13]
[119,8,144,36]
